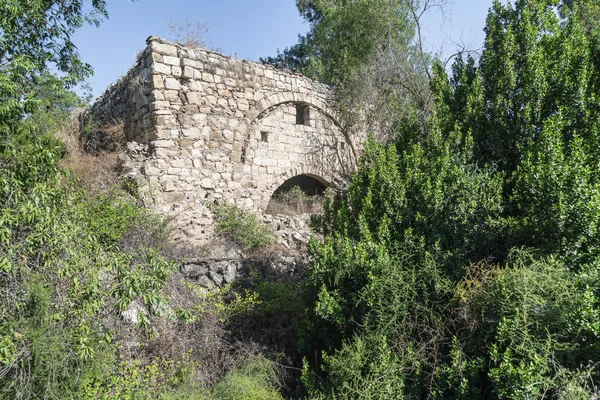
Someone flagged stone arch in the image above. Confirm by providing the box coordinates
[272,165,333,190]
[232,91,343,164]
[258,166,333,212]
[246,92,341,125]
[264,171,331,215]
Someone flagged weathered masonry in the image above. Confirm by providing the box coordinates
[90,36,359,246]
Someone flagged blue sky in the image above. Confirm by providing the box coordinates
[74,0,498,99]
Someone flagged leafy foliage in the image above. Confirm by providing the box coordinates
[300,0,600,397]
[0,0,107,134]
[210,202,276,250]
[435,0,600,263]
[0,2,297,399]
[0,128,177,398]
[211,356,284,400]
[262,0,413,88]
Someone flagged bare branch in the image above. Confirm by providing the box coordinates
[158,16,213,50]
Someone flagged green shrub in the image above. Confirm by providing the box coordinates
[0,131,176,399]
[210,203,276,250]
[211,356,283,400]
[301,1,600,397]
[434,250,600,399]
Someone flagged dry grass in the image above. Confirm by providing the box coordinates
[143,274,234,385]
[56,109,126,192]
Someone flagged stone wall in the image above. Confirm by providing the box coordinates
[90,47,155,144]
[180,252,309,291]
[91,36,361,247]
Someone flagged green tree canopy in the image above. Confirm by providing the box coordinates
[262,0,414,89]
[0,0,107,133]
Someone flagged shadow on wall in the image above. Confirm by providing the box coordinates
[265,175,328,216]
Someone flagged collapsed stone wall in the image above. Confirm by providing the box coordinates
[91,36,362,247]
[89,52,154,144]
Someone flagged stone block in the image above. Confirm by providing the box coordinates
[201,73,214,83]
[143,165,161,176]
[151,62,171,75]
[161,180,177,192]
[171,66,182,77]
[180,139,194,149]
[151,53,163,63]
[182,58,203,69]
[238,99,249,111]
[152,139,176,148]
[152,114,167,126]
[171,159,186,168]
[201,179,215,189]
[184,105,200,113]
[182,127,201,139]
[163,55,180,66]
[223,262,237,283]
[165,77,181,90]
[192,114,207,124]
[164,191,185,203]
[181,263,209,279]
[209,270,223,286]
[150,101,170,111]
[186,92,203,105]
[182,66,196,79]
[151,89,165,101]
[151,74,164,89]
[188,80,203,91]
[164,90,180,102]
[150,42,177,56]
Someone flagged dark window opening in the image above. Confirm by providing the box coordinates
[340,141,346,151]
[296,104,311,126]
[266,175,327,215]
[261,131,269,142]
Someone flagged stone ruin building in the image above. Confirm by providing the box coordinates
[89,36,363,247]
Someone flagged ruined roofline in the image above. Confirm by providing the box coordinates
[93,35,328,105]
[143,35,330,90]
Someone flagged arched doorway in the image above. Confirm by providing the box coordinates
[265,174,328,215]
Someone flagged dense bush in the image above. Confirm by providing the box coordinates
[301,1,600,398]
[0,129,178,398]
